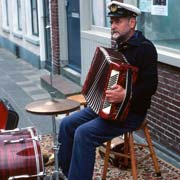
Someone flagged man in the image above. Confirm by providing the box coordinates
[58,1,158,180]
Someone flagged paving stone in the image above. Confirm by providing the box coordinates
[0,48,52,135]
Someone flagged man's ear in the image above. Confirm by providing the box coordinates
[129,17,136,28]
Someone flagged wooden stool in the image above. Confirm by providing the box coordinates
[66,94,87,116]
[67,94,87,107]
[102,120,161,180]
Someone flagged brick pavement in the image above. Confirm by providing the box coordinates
[0,48,60,135]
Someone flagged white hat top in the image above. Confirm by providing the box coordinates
[108,1,141,16]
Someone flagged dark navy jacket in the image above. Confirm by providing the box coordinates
[118,31,158,115]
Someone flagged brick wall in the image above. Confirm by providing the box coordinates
[146,62,180,154]
[50,0,60,74]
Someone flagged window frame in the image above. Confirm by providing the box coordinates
[81,0,180,68]
[91,0,111,28]
[30,0,39,36]
[5,0,9,26]
[17,0,22,31]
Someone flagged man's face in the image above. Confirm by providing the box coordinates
[110,17,135,43]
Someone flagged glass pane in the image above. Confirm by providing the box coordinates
[17,0,22,30]
[105,0,111,27]
[92,0,105,26]
[5,0,9,26]
[32,9,38,34]
[31,0,39,36]
[138,0,180,50]
[32,0,36,8]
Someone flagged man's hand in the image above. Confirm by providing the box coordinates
[105,84,126,103]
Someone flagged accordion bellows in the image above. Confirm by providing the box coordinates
[82,46,138,121]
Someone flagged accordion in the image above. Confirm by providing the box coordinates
[82,46,138,121]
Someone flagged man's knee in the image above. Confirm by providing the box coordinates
[74,125,92,144]
[58,116,74,141]
[59,116,72,130]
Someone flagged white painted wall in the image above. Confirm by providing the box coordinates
[80,0,111,84]
[0,0,46,64]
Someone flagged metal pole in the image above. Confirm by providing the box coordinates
[52,115,59,180]
[49,0,59,179]
[49,0,56,99]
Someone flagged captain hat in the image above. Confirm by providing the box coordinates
[107,1,141,18]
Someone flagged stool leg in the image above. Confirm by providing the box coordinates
[144,126,161,176]
[102,141,111,180]
[129,133,138,180]
[124,133,129,168]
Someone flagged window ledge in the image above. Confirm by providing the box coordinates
[81,29,111,45]
[12,31,23,39]
[81,30,180,68]
[91,25,111,34]
[156,45,180,68]
[24,35,40,46]
[2,27,10,33]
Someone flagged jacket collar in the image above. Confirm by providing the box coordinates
[118,31,145,50]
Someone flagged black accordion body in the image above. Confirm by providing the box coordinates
[82,46,138,122]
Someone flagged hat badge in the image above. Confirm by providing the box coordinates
[110,4,118,13]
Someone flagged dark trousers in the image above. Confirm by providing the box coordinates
[58,107,145,180]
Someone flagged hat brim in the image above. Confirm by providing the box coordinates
[107,11,137,18]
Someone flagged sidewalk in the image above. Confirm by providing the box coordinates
[0,48,56,135]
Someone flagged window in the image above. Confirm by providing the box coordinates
[137,0,180,51]
[17,0,22,31]
[31,0,39,36]
[92,0,111,27]
[91,0,180,51]
[2,0,10,27]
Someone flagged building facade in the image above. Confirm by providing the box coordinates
[58,0,180,162]
[0,0,179,164]
[0,0,51,69]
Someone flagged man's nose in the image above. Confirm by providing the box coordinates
[111,22,116,30]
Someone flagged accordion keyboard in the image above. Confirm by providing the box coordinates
[102,69,120,114]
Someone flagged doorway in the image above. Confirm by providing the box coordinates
[43,0,51,71]
[66,0,81,72]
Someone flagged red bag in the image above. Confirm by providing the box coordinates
[0,99,19,130]
[0,99,8,129]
